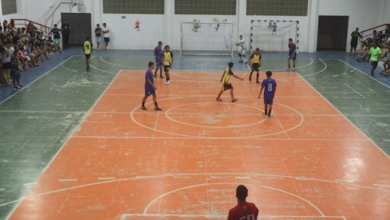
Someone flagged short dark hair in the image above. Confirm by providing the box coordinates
[97,24,100,26]
[228,62,234,67]
[255,48,260,51]
[289,38,293,42]
[239,35,242,37]
[148,62,154,67]
[164,45,170,49]
[266,71,272,77]
[103,23,106,25]
[236,185,248,201]
[158,41,162,44]
[54,24,57,26]
[86,36,90,40]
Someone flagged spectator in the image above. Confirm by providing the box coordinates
[17,46,29,71]
[381,52,390,76]
[50,24,62,53]
[350,27,362,57]
[102,23,110,50]
[11,50,23,90]
[61,20,70,49]
[227,185,259,220]
[26,21,35,36]
[95,24,102,50]
[0,45,13,85]
[3,20,8,32]
[7,20,15,31]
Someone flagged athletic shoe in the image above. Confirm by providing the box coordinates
[165,81,169,85]
[19,85,23,87]
[141,106,147,110]
[216,97,222,102]
[167,80,170,85]
[267,114,271,117]
[160,75,164,79]
[256,81,260,84]
[286,68,290,71]
[231,98,238,103]
[155,106,162,111]
[263,112,267,116]
[13,86,20,90]
[245,62,248,64]
[292,68,295,70]
[238,60,243,63]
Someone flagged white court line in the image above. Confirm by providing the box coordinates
[100,56,142,69]
[0,56,74,105]
[23,182,37,186]
[5,69,124,219]
[338,59,390,89]
[1,172,389,209]
[295,177,317,181]
[301,59,327,77]
[58,179,77,182]
[142,182,325,216]
[335,179,354,183]
[374,184,390,188]
[345,83,366,98]
[130,97,304,139]
[296,70,390,159]
[121,214,346,220]
[60,64,78,73]
[98,177,116,180]
[0,188,4,191]
[235,176,250,179]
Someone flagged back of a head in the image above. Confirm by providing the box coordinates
[228,62,234,68]
[148,61,154,67]
[289,38,293,42]
[86,36,90,41]
[236,185,248,201]
[266,71,272,77]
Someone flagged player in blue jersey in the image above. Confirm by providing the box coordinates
[272,22,277,35]
[258,71,277,118]
[154,41,164,78]
[287,38,297,71]
[141,62,162,111]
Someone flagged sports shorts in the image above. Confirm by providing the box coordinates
[264,98,274,105]
[252,63,260,71]
[145,89,156,97]
[222,83,233,91]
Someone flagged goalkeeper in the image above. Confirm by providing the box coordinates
[235,35,248,64]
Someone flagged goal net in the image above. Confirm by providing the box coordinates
[180,22,234,57]
[250,20,299,53]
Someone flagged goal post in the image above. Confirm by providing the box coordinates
[250,20,299,53]
[180,22,234,57]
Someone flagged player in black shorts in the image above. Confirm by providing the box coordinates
[248,48,261,83]
[350,28,362,57]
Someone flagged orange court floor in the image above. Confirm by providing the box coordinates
[7,70,390,220]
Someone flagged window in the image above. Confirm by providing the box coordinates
[1,0,17,15]
[103,0,165,14]
[175,0,237,15]
[246,0,308,16]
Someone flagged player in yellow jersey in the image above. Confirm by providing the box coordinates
[216,62,243,102]
[163,45,173,85]
[83,36,93,71]
[248,48,261,83]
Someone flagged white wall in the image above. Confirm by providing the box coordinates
[7,0,390,52]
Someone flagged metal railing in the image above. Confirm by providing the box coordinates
[11,19,52,37]
[360,24,390,40]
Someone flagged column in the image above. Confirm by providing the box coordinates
[307,0,319,53]
[165,0,173,46]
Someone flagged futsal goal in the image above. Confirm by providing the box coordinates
[180,22,234,57]
[250,20,299,53]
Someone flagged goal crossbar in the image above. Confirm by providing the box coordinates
[180,22,234,57]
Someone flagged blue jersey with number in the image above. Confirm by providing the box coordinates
[145,69,154,90]
[261,78,277,99]
[288,43,296,56]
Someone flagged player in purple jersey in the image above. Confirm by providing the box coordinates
[154,41,164,78]
[141,62,162,111]
[287,38,297,71]
[258,71,277,118]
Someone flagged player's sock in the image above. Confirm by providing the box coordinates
[293,65,295,68]
[231,93,234,99]
[256,73,259,82]
[142,102,145,107]
[268,109,272,116]
[264,107,268,115]
[154,102,158,107]
[288,65,291,68]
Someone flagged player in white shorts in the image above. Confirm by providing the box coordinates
[236,35,248,64]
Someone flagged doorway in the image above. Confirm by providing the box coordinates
[61,13,92,47]
[317,16,349,51]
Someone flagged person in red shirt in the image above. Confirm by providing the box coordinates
[227,185,259,220]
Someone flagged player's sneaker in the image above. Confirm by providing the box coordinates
[155,106,162,111]
[256,81,260,84]
[268,114,271,117]
[216,97,222,102]
[292,68,295,71]
[167,80,171,85]
[165,81,169,85]
[286,68,291,71]
[231,98,238,102]
[238,60,243,63]
[141,106,147,110]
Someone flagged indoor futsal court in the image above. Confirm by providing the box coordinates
[1,0,390,220]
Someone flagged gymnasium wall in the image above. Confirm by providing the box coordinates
[6,0,390,52]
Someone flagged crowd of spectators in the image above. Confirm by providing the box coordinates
[0,19,62,90]
[354,25,390,76]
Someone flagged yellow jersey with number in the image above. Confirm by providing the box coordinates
[84,41,92,55]
[163,51,173,65]
[222,67,233,84]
